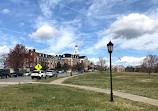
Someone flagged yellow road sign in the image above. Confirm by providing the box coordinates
[35,64,42,70]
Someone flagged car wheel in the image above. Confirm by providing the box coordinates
[38,76,41,79]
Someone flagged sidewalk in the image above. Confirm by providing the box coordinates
[49,75,158,107]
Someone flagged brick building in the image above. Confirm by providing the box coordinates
[24,45,89,71]
[112,65,125,72]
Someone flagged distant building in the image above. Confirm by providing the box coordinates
[112,65,125,72]
[61,45,89,70]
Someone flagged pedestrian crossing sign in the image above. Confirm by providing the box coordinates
[35,64,42,70]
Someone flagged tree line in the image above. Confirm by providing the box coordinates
[126,54,158,77]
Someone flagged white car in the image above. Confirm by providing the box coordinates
[67,70,71,73]
[31,70,46,79]
[88,69,92,72]
[24,71,31,76]
[46,70,58,77]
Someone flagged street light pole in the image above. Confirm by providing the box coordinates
[107,41,114,102]
[109,52,113,102]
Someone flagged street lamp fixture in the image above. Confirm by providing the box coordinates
[107,41,114,102]
[107,41,113,54]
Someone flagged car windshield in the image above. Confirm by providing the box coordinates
[33,71,39,73]
[47,71,52,72]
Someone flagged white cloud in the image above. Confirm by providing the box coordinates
[49,28,76,52]
[89,57,108,65]
[94,35,111,49]
[29,25,58,39]
[0,46,9,54]
[87,0,120,20]
[40,0,62,18]
[34,16,57,29]
[36,49,55,55]
[89,58,99,64]
[1,9,10,14]
[107,13,158,39]
[119,32,158,50]
[26,46,34,49]
[116,56,145,66]
[77,41,83,46]
[93,13,158,51]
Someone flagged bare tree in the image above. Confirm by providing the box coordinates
[97,57,106,73]
[89,62,94,70]
[0,55,10,69]
[0,55,5,68]
[6,44,28,71]
[141,54,158,78]
[63,63,71,72]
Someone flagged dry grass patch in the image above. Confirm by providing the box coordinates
[139,79,152,82]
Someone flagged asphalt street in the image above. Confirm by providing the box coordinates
[0,72,78,87]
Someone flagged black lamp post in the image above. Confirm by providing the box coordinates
[107,41,114,102]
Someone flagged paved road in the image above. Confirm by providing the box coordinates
[0,72,78,87]
[0,76,33,87]
[0,76,32,83]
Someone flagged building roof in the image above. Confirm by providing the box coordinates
[79,56,86,58]
[35,52,53,58]
[63,54,72,57]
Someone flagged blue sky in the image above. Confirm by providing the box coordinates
[0,0,158,66]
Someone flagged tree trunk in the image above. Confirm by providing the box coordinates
[149,73,151,78]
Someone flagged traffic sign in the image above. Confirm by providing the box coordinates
[35,64,42,70]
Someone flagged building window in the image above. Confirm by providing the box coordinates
[34,58,36,62]
[30,63,32,67]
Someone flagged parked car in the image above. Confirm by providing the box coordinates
[24,71,31,76]
[78,70,84,73]
[67,70,71,73]
[46,70,58,77]
[88,69,92,72]
[10,71,24,77]
[58,70,64,74]
[31,70,46,79]
[84,70,88,72]
[0,69,10,78]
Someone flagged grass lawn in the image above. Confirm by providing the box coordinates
[63,72,158,99]
[0,84,158,111]
[35,76,65,82]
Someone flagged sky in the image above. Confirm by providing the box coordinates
[0,0,158,66]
